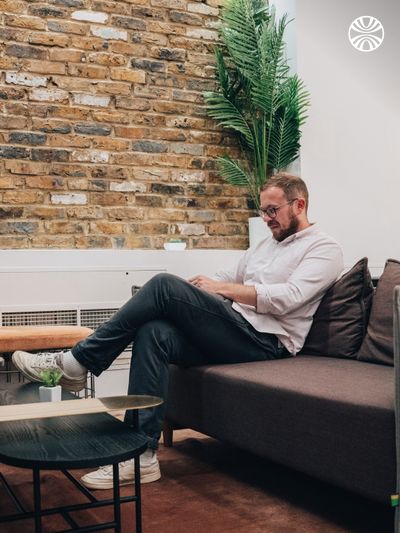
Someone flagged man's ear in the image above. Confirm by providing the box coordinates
[296,198,306,211]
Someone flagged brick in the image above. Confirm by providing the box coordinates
[169,11,203,26]
[51,193,87,205]
[110,69,146,83]
[69,178,89,189]
[52,0,84,7]
[0,146,30,159]
[9,132,46,145]
[72,94,111,107]
[91,192,127,206]
[0,207,24,218]
[151,129,186,141]
[68,64,108,78]
[72,10,108,23]
[33,119,71,134]
[47,134,91,148]
[29,6,66,18]
[131,58,165,73]
[146,207,185,221]
[92,110,130,124]
[48,20,88,35]
[208,222,245,236]
[151,0,186,8]
[89,221,124,234]
[5,72,48,88]
[23,59,66,75]
[32,235,75,247]
[172,89,203,103]
[93,1,131,15]
[3,191,44,204]
[25,206,67,219]
[0,115,28,129]
[188,2,219,15]
[111,16,146,30]
[177,223,205,235]
[29,88,69,103]
[0,1,26,13]
[25,176,65,189]
[46,106,90,120]
[151,47,186,62]
[134,195,163,207]
[90,25,128,41]
[72,150,109,163]
[187,210,218,223]
[0,86,26,100]
[129,222,169,234]
[75,235,112,248]
[170,170,206,182]
[74,123,112,136]
[45,221,86,234]
[0,177,23,189]
[110,181,146,192]
[132,141,167,153]
[87,52,126,66]
[150,183,184,195]
[170,143,204,156]
[66,206,103,219]
[186,28,219,41]
[0,236,29,247]
[115,97,150,110]
[6,44,47,60]
[5,15,46,30]
[31,149,70,162]
[191,236,248,249]
[107,207,145,220]
[49,49,84,62]
[92,137,130,150]
[69,35,104,50]
[5,160,48,175]
[91,82,131,95]
[0,221,39,234]
[148,21,186,35]
[152,101,188,114]
[114,126,150,139]
[28,32,69,47]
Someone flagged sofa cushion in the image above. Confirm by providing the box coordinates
[300,258,373,358]
[166,357,395,503]
[357,259,400,366]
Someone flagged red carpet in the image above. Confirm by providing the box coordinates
[0,429,394,532]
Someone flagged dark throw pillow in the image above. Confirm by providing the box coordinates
[301,258,373,358]
[357,259,400,366]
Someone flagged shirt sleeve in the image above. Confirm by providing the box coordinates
[254,241,344,316]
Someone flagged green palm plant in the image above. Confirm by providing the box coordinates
[204,0,310,210]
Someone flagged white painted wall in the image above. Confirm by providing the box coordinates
[296,0,400,272]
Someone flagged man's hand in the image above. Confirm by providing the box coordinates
[189,275,257,307]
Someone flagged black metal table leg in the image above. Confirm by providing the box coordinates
[113,463,122,533]
[33,466,42,533]
[134,455,142,533]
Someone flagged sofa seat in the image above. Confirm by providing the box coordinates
[166,356,395,503]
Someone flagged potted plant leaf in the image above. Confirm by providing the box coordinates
[204,0,310,245]
[39,369,63,402]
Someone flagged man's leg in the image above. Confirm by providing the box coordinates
[72,272,282,377]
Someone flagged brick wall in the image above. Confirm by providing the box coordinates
[0,0,250,250]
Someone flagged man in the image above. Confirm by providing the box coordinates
[12,173,344,490]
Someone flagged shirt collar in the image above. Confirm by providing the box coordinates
[274,223,317,245]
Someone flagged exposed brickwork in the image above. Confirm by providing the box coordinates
[0,0,251,250]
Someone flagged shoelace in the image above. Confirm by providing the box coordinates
[32,352,65,370]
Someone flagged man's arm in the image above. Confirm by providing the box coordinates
[188,276,257,306]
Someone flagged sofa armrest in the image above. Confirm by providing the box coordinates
[394,286,400,528]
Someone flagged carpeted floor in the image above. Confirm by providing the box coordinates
[0,429,394,532]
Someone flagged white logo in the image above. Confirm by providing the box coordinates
[348,16,384,52]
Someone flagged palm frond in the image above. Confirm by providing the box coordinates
[217,155,252,187]
[204,91,254,150]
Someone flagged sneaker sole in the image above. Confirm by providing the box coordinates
[12,351,42,383]
[81,468,161,490]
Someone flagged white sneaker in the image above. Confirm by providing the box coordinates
[12,350,87,392]
[81,456,161,490]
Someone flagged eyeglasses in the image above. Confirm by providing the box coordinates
[258,198,298,219]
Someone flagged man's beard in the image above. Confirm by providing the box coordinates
[270,214,300,242]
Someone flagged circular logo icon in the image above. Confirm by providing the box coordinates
[348,16,384,52]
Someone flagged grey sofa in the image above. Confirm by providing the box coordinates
[164,259,400,526]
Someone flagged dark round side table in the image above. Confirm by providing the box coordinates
[0,384,162,533]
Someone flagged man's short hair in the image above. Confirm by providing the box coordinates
[261,173,309,210]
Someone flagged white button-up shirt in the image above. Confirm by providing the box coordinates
[213,224,344,355]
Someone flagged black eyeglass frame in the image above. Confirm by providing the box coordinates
[257,198,298,219]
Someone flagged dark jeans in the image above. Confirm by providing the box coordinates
[73,273,287,450]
